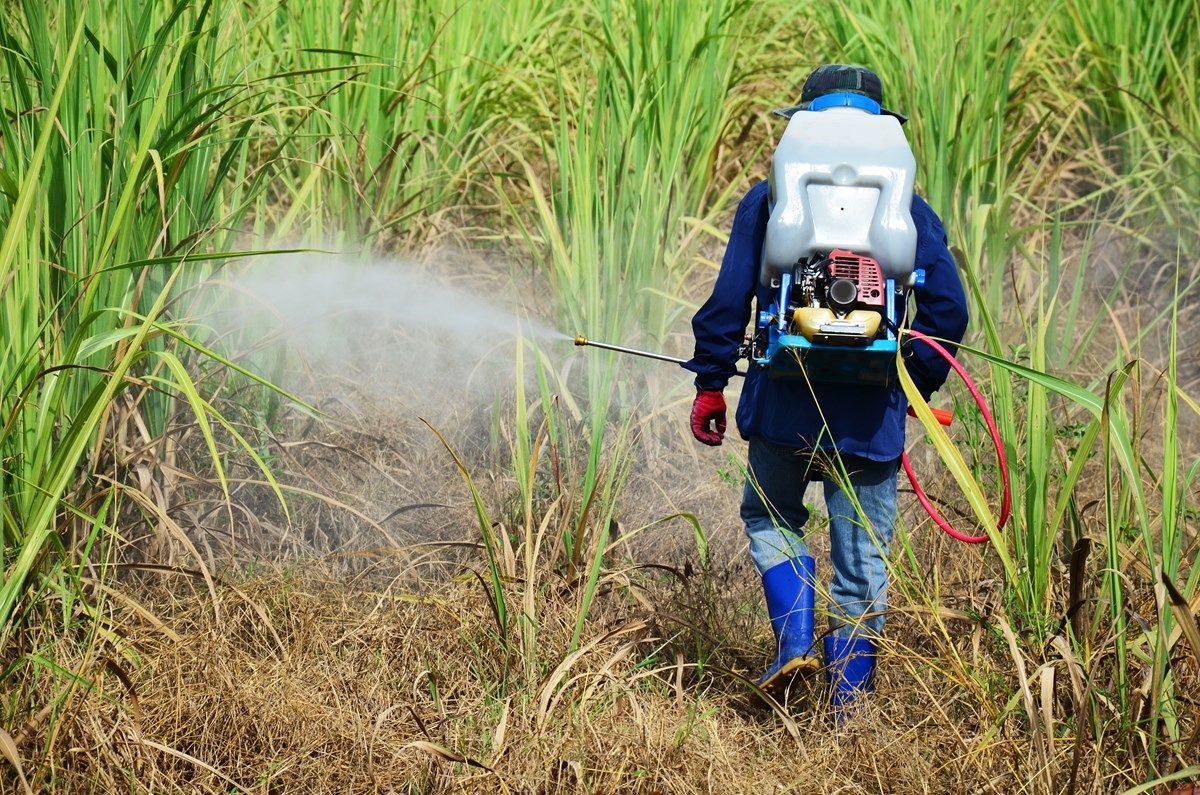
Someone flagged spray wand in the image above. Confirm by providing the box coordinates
[574,334,944,421]
[574,334,749,377]
[573,332,1009,543]
[574,335,693,368]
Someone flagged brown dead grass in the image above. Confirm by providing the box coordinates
[15,422,1176,795]
[25,559,1015,794]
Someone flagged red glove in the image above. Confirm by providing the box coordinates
[690,389,727,446]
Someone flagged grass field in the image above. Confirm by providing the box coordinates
[1,0,1199,792]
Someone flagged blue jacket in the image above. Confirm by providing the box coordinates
[683,180,969,461]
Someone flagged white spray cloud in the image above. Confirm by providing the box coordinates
[203,253,565,419]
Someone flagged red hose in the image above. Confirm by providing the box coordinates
[901,330,1011,544]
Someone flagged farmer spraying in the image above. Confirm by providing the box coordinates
[684,65,969,708]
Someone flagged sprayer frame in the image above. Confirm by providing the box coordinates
[755,269,908,386]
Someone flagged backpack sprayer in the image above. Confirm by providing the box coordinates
[575,93,1010,543]
[756,91,916,384]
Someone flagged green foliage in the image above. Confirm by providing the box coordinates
[0,0,291,653]
[249,0,562,245]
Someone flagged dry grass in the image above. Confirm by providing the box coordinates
[26,533,1165,793]
[25,562,1015,794]
[10,378,1185,794]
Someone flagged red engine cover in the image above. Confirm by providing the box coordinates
[827,249,886,310]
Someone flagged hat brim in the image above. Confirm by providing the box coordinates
[771,103,909,125]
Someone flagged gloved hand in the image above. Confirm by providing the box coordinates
[690,389,727,446]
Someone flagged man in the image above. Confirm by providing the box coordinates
[684,65,969,709]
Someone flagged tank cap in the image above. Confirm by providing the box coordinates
[808,92,881,115]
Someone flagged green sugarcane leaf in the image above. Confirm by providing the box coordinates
[147,352,228,500]
[897,349,1017,584]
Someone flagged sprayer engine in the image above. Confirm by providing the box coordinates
[753,248,911,386]
[790,249,886,345]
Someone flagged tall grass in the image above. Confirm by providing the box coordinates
[0,2,294,762]
[519,0,745,340]
[503,0,758,593]
[1059,0,1200,239]
[246,0,562,246]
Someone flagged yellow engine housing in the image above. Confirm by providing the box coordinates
[791,307,882,344]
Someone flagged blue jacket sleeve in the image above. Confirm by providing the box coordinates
[683,182,768,391]
[906,195,969,399]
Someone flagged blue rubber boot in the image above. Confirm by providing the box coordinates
[756,556,819,691]
[823,634,876,717]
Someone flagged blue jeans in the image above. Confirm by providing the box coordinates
[741,437,899,638]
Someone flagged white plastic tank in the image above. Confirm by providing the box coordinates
[761,106,917,284]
